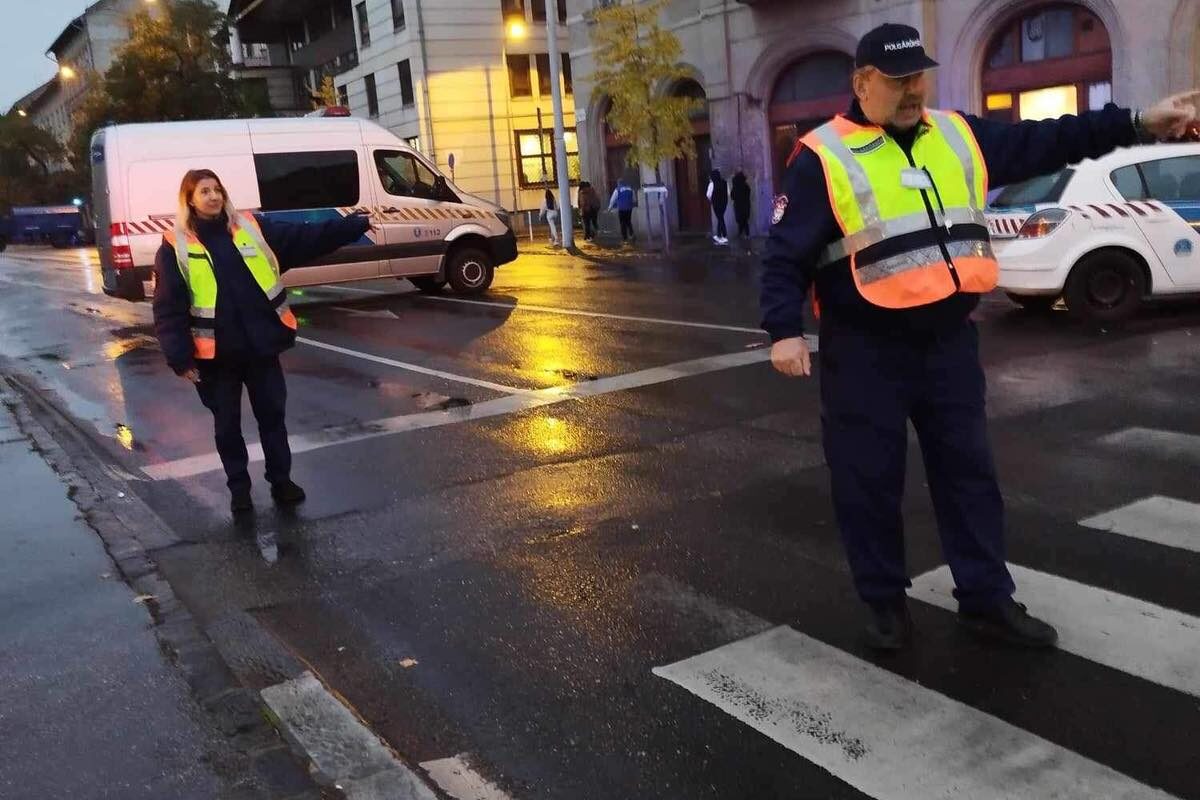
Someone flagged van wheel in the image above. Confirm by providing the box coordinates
[1064,251,1145,323]
[446,247,494,295]
[409,276,446,293]
[1005,292,1058,312]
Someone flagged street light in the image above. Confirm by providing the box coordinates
[16,109,26,117]
[59,65,77,80]
[506,17,527,40]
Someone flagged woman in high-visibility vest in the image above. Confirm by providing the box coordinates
[152,169,371,514]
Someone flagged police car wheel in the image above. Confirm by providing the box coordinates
[409,276,446,293]
[446,248,494,295]
[1005,292,1058,312]
[1064,251,1145,323]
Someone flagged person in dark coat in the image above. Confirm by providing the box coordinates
[731,171,752,239]
[706,168,729,244]
[152,168,370,514]
[578,180,602,241]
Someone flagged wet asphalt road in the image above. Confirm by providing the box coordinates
[1,245,1199,799]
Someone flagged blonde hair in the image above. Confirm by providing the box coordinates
[177,169,240,235]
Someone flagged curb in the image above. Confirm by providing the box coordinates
[0,370,337,800]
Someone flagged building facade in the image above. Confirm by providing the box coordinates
[568,0,1200,235]
[231,0,579,214]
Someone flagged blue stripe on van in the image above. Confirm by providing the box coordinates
[257,208,374,245]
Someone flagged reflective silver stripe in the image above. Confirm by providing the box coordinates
[237,213,282,277]
[857,239,995,285]
[190,306,216,319]
[928,111,979,202]
[192,328,215,340]
[263,282,285,302]
[172,225,191,281]
[814,123,881,223]
[818,208,989,266]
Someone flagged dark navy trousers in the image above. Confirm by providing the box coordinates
[818,319,1015,613]
[195,356,291,493]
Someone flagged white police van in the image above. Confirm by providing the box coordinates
[989,142,1200,321]
[90,113,517,300]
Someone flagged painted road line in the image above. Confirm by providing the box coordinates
[421,294,767,335]
[261,671,439,799]
[306,284,390,295]
[420,755,514,800]
[912,564,1200,699]
[654,626,1177,800]
[1079,495,1200,555]
[1097,427,1200,463]
[141,349,773,480]
[296,336,534,395]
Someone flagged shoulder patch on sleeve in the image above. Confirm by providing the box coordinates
[771,194,790,225]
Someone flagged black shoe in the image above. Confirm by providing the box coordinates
[230,488,253,514]
[864,601,913,651]
[270,479,307,505]
[959,599,1058,648]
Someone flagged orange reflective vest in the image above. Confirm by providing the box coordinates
[163,213,296,360]
[800,111,997,310]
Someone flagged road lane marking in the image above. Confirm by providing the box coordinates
[296,336,534,395]
[419,755,514,800]
[140,349,772,480]
[261,671,439,799]
[912,564,1200,699]
[654,626,1177,800]
[420,295,768,335]
[1079,495,1200,555]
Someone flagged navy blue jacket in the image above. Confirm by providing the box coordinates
[760,101,1139,341]
[153,212,370,372]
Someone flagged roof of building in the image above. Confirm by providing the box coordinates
[46,0,112,58]
[8,77,58,116]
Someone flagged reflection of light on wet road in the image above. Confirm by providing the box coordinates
[80,249,97,294]
[115,424,135,451]
[104,335,157,361]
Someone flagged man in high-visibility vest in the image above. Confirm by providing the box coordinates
[761,23,1200,650]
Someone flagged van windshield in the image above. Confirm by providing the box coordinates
[990,168,1074,208]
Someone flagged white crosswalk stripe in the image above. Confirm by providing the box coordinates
[911,564,1200,699]
[1079,495,1200,555]
[655,626,1177,800]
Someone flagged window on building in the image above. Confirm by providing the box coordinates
[535,53,552,96]
[557,0,567,23]
[1139,156,1200,202]
[507,54,532,97]
[254,150,360,210]
[337,83,348,107]
[561,53,572,94]
[531,0,546,22]
[515,128,580,187]
[286,23,306,54]
[364,73,379,116]
[405,136,421,152]
[501,0,525,21]
[392,0,406,30]
[398,60,415,107]
[375,150,440,199]
[356,1,370,47]
[1018,84,1077,120]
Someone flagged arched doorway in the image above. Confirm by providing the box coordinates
[981,3,1112,122]
[769,51,854,189]
[599,98,639,199]
[670,79,711,232]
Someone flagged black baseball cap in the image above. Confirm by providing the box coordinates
[855,23,940,78]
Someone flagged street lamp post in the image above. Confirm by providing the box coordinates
[545,11,573,250]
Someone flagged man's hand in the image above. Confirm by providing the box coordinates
[1142,90,1200,140]
[771,336,812,377]
[178,367,201,384]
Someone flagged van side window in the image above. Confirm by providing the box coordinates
[375,150,438,200]
[254,150,360,211]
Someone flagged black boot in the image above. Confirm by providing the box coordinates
[864,600,913,651]
[959,599,1058,648]
[270,479,307,505]
[230,487,253,514]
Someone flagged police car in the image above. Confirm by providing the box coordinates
[988,143,1200,321]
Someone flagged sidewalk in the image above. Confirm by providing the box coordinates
[0,379,323,800]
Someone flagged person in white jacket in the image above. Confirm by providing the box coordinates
[706,169,729,245]
[539,188,560,246]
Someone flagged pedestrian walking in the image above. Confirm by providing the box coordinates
[761,23,1200,651]
[731,170,752,240]
[609,178,636,243]
[578,180,602,241]
[540,188,560,246]
[706,168,729,244]
[152,169,371,514]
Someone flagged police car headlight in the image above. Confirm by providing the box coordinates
[1017,208,1070,239]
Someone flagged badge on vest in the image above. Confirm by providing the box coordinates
[238,244,258,258]
[771,194,789,225]
[900,168,934,190]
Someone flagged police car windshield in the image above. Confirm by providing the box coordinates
[990,169,1074,208]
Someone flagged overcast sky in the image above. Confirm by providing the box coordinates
[2,2,99,111]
